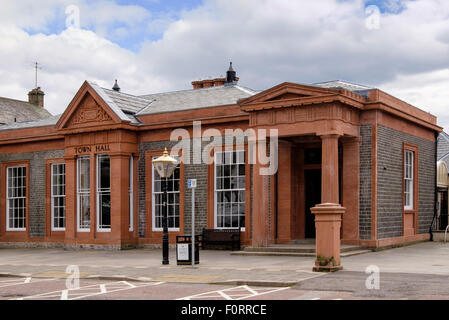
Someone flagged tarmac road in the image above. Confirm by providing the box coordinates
[1,242,449,300]
[1,271,449,300]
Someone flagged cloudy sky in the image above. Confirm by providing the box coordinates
[1,0,449,129]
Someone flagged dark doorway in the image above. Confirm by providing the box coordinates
[305,169,321,238]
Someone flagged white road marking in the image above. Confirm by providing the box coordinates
[61,290,68,300]
[217,290,233,300]
[0,277,55,288]
[14,281,164,300]
[178,285,289,301]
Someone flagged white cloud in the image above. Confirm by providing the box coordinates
[1,0,449,130]
[379,69,449,129]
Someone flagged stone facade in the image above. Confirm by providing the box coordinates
[0,150,65,237]
[138,136,251,238]
[377,125,435,239]
[359,124,372,240]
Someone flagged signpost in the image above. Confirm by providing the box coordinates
[187,179,197,267]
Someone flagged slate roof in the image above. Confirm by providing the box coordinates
[101,87,151,114]
[0,114,61,132]
[0,97,52,125]
[313,80,374,92]
[88,82,140,124]
[136,85,258,115]
[438,132,449,162]
[0,79,378,132]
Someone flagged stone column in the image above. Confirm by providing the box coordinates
[341,137,360,243]
[276,140,293,243]
[311,134,345,272]
[110,153,131,248]
[64,156,77,245]
[252,159,270,247]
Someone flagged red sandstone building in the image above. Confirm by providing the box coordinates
[0,64,442,269]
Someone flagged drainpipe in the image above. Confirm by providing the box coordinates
[430,132,439,241]
[274,171,278,241]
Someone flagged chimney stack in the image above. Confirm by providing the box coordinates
[28,87,44,107]
[191,62,239,89]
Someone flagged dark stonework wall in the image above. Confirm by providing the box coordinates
[377,125,435,239]
[138,136,255,238]
[137,138,222,238]
[0,150,65,237]
[359,124,372,240]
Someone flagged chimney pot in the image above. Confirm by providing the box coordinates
[112,79,120,92]
[225,62,238,85]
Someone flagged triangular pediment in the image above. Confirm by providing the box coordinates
[239,82,336,106]
[56,81,125,130]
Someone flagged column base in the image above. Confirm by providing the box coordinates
[313,265,343,273]
[311,203,345,273]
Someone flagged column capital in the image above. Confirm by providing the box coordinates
[63,155,77,161]
[108,152,133,159]
[316,132,343,139]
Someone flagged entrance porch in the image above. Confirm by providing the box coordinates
[272,136,359,245]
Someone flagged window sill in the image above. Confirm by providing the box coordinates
[152,228,180,232]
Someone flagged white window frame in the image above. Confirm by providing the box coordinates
[51,163,66,231]
[151,156,180,232]
[6,166,27,231]
[77,156,90,232]
[404,150,414,210]
[129,155,133,232]
[214,150,246,231]
[96,154,111,232]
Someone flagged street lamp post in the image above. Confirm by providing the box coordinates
[152,148,178,265]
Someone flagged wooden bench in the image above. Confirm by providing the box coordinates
[201,228,240,251]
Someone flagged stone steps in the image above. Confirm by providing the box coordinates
[230,249,372,258]
[230,243,372,257]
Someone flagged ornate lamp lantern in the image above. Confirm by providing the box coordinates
[152,148,178,265]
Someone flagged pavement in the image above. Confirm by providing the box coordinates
[0,241,449,288]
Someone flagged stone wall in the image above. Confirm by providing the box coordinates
[0,150,65,237]
[359,124,372,240]
[377,125,435,238]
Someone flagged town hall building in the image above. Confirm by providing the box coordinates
[0,64,442,270]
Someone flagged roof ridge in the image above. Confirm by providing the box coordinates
[102,87,152,102]
[0,96,33,105]
[313,79,374,89]
[139,84,241,98]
